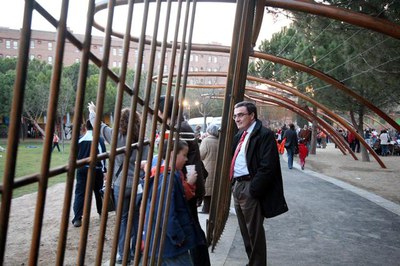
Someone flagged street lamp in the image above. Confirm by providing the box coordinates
[183,100,190,120]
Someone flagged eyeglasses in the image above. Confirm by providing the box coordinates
[232,113,249,120]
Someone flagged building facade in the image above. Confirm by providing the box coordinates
[0,27,230,86]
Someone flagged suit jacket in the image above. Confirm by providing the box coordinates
[232,120,288,218]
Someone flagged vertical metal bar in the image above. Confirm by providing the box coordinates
[144,0,185,263]
[129,0,162,264]
[97,1,136,265]
[76,0,115,264]
[140,1,174,265]
[0,0,34,264]
[210,0,257,250]
[157,0,192,263]
[29,0,70,264]
[56,3,97,265]
[208,0,245,250]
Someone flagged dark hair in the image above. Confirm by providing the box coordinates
[86,119,93,130]
[234,101,258,120]
[119,108,141,142]
[161,140,188,159]
[159,95,174,119]
[289,123,295,130]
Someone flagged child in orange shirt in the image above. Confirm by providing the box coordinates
[298,139,308,170]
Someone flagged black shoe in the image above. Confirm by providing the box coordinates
[73,219,82,227]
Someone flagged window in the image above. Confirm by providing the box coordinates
[48,56,53,64]
[30,55,35,60]
[113,61,117,67]
[194,55,199,62]
[6,40,11,49]
[75,58,80,63]
[157,51,161,59]
[118,48,123,56]
[30,40,35,49]
[13,41,18,49]
[48,42,53,50]
[112,48,117,56]
[208,56,212,63]
[207,67,211,72]
[213,56,218,63]
[190,55,193,61]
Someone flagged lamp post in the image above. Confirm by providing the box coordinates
[195,100,207,133]
[183,100,190,120]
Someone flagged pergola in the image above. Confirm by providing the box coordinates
[1,0,399,265]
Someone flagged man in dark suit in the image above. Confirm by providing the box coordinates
[231,101,288,266]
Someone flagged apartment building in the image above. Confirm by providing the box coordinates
[0,27,230,85]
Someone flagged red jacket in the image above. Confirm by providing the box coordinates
[298,143,308,160]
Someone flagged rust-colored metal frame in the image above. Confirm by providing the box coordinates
[1,0,399,264]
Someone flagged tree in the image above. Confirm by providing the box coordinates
[252,0,400,161]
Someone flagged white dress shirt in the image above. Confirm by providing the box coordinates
[233,121,256,178]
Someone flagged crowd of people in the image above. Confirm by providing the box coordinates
[273,123,400,166]
[74,97,210,265]
[71,99,292,266]
[72,96,400,265]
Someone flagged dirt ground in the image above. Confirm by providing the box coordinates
[3,143,399,265]
[305,143,400,204]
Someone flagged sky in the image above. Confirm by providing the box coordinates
[0,0,290,47]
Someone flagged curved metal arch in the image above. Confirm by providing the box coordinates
[91,0,399,135]
[153,70,385,167]
[244,87,355,158]
[247,75,386,168]
[154,65,400,136]
[264,0,400,39]
[251,52,400,133]
[245,93,350,156]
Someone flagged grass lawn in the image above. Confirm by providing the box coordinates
[0,138,71,198]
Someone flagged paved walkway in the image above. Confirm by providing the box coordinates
[200,156,400,266]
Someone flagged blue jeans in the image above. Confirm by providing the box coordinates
[286,147,294,169]
[381,144,389,156]
[114,185,141,261]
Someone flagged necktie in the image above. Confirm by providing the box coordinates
[230,131,248,180]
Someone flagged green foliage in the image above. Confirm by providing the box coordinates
[256,0,400,119]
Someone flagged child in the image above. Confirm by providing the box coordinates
[143,140,198,265]
[298,139,308,170]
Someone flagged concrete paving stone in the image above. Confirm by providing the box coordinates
[205,156,400,266]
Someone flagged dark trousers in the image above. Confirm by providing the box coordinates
[233,180,266,266]
[188,197,211,266]
[72,167,103,223]
[202,196,211,213]
[52,142,60,152]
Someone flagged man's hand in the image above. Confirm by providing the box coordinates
[88,101,96,113]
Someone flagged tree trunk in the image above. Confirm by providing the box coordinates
[309,106,318,155]
[358,108,370,162]
[25,113,45,138]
